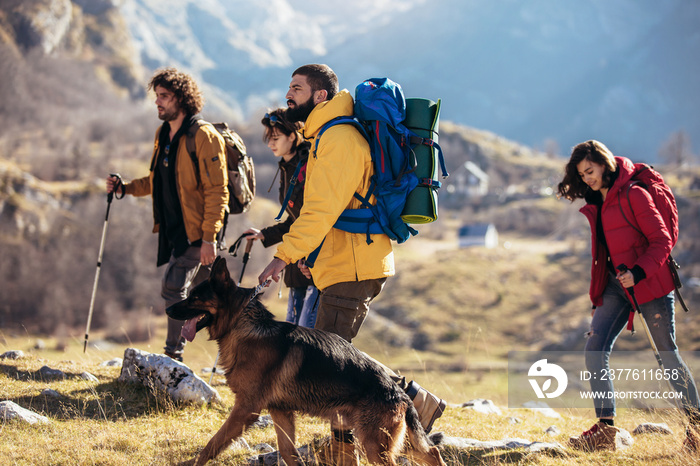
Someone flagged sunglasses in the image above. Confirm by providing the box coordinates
[264,113,280,125]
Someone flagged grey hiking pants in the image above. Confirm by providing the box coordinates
[161,246,211,356]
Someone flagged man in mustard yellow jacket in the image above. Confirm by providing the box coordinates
[106,68,228,362]
[259,64,444,462]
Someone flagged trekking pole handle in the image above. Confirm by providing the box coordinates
[617,263,642,311]
[229,231,254,256]
[108,173,125,201]
[616,264,632,290]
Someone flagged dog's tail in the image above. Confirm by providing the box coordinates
[405,402,446,465]
[405,402,436,448]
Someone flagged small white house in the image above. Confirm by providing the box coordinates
[458,223,498,249]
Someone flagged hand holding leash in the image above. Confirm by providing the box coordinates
[259,257,286,284]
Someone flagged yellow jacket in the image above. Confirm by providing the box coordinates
[275,90,395,290]
[124,122,229,244]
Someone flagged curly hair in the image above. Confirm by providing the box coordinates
[557,140,618,201]
[148,67,204,116]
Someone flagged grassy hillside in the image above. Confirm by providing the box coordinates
[3,231,700,465]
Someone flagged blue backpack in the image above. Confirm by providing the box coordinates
[276,77,448,265]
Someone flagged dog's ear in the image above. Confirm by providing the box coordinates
[210,256,233,291]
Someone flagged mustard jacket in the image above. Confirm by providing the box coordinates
[124,122,229,244]
[275,90,395,290]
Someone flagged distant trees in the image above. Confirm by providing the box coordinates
[659,130,695,168]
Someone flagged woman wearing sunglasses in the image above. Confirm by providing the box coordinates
[242,109,318,327]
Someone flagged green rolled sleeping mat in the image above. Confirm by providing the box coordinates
[402,97,442,224]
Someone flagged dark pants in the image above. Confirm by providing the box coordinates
[161,246,211,356]
[315,278,387,343]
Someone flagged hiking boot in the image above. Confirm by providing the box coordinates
[569,421,620,451]
[406,380,446,433]
[683,424,700,452]
[164,351,183,362]
[313,430,359,466]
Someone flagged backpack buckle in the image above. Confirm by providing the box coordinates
[409,136,435,147]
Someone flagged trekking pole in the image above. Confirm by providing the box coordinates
[228,232,255,285]
[237,239,254,286]
[277,269,284,299]
[83,174,121,353]
[617,264,683,410]
[208,352,219,385]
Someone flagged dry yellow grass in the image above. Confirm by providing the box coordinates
[2,234,700,465]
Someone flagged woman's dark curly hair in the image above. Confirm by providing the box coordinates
[557,139,617,201]
[148,67,204,116]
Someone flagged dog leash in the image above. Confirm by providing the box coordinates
[250,279,272,301]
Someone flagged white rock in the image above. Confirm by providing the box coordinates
[253,443,275,453]
[253,414,274,428]
[80,372,99,382]
[0,350,25,359]
[118,348,221,405]
[461,398,502,415]
[100,358,123,367]
[231,438,250,451]
[38,366,65,381]
[633,422,673,435]
[522,401,561,418]
[616,428,635,449]
[440,436,532,450]
[41,389,61,398]
[0,401,50,425]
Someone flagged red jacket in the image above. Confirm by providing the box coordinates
[580,156,675,306]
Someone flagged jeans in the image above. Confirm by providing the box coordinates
[585,274,700,419]
[285,286,319,328]
[161,246,211,356]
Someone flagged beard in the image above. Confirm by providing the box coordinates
[157,102,181,122]
[286,96,316,123]
[158,109,179,122]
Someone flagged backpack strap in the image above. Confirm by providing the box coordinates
[618,181,644,237]
[668,256,690,312]
[275,159,306,222]
[408,135,449,180]
[313,116,368,156]
[302,117,374,267]
[185,119,208,185]
[185,118,231,248]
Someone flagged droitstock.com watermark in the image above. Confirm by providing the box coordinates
[507,351,699,409]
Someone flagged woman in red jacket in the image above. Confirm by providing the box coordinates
[558,140,699,452]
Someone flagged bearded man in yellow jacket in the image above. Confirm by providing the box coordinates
[259,64,445,463]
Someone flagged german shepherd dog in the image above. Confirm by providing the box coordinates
[166,257,445,466]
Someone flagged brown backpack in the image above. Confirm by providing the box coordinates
[186,120,255,246]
